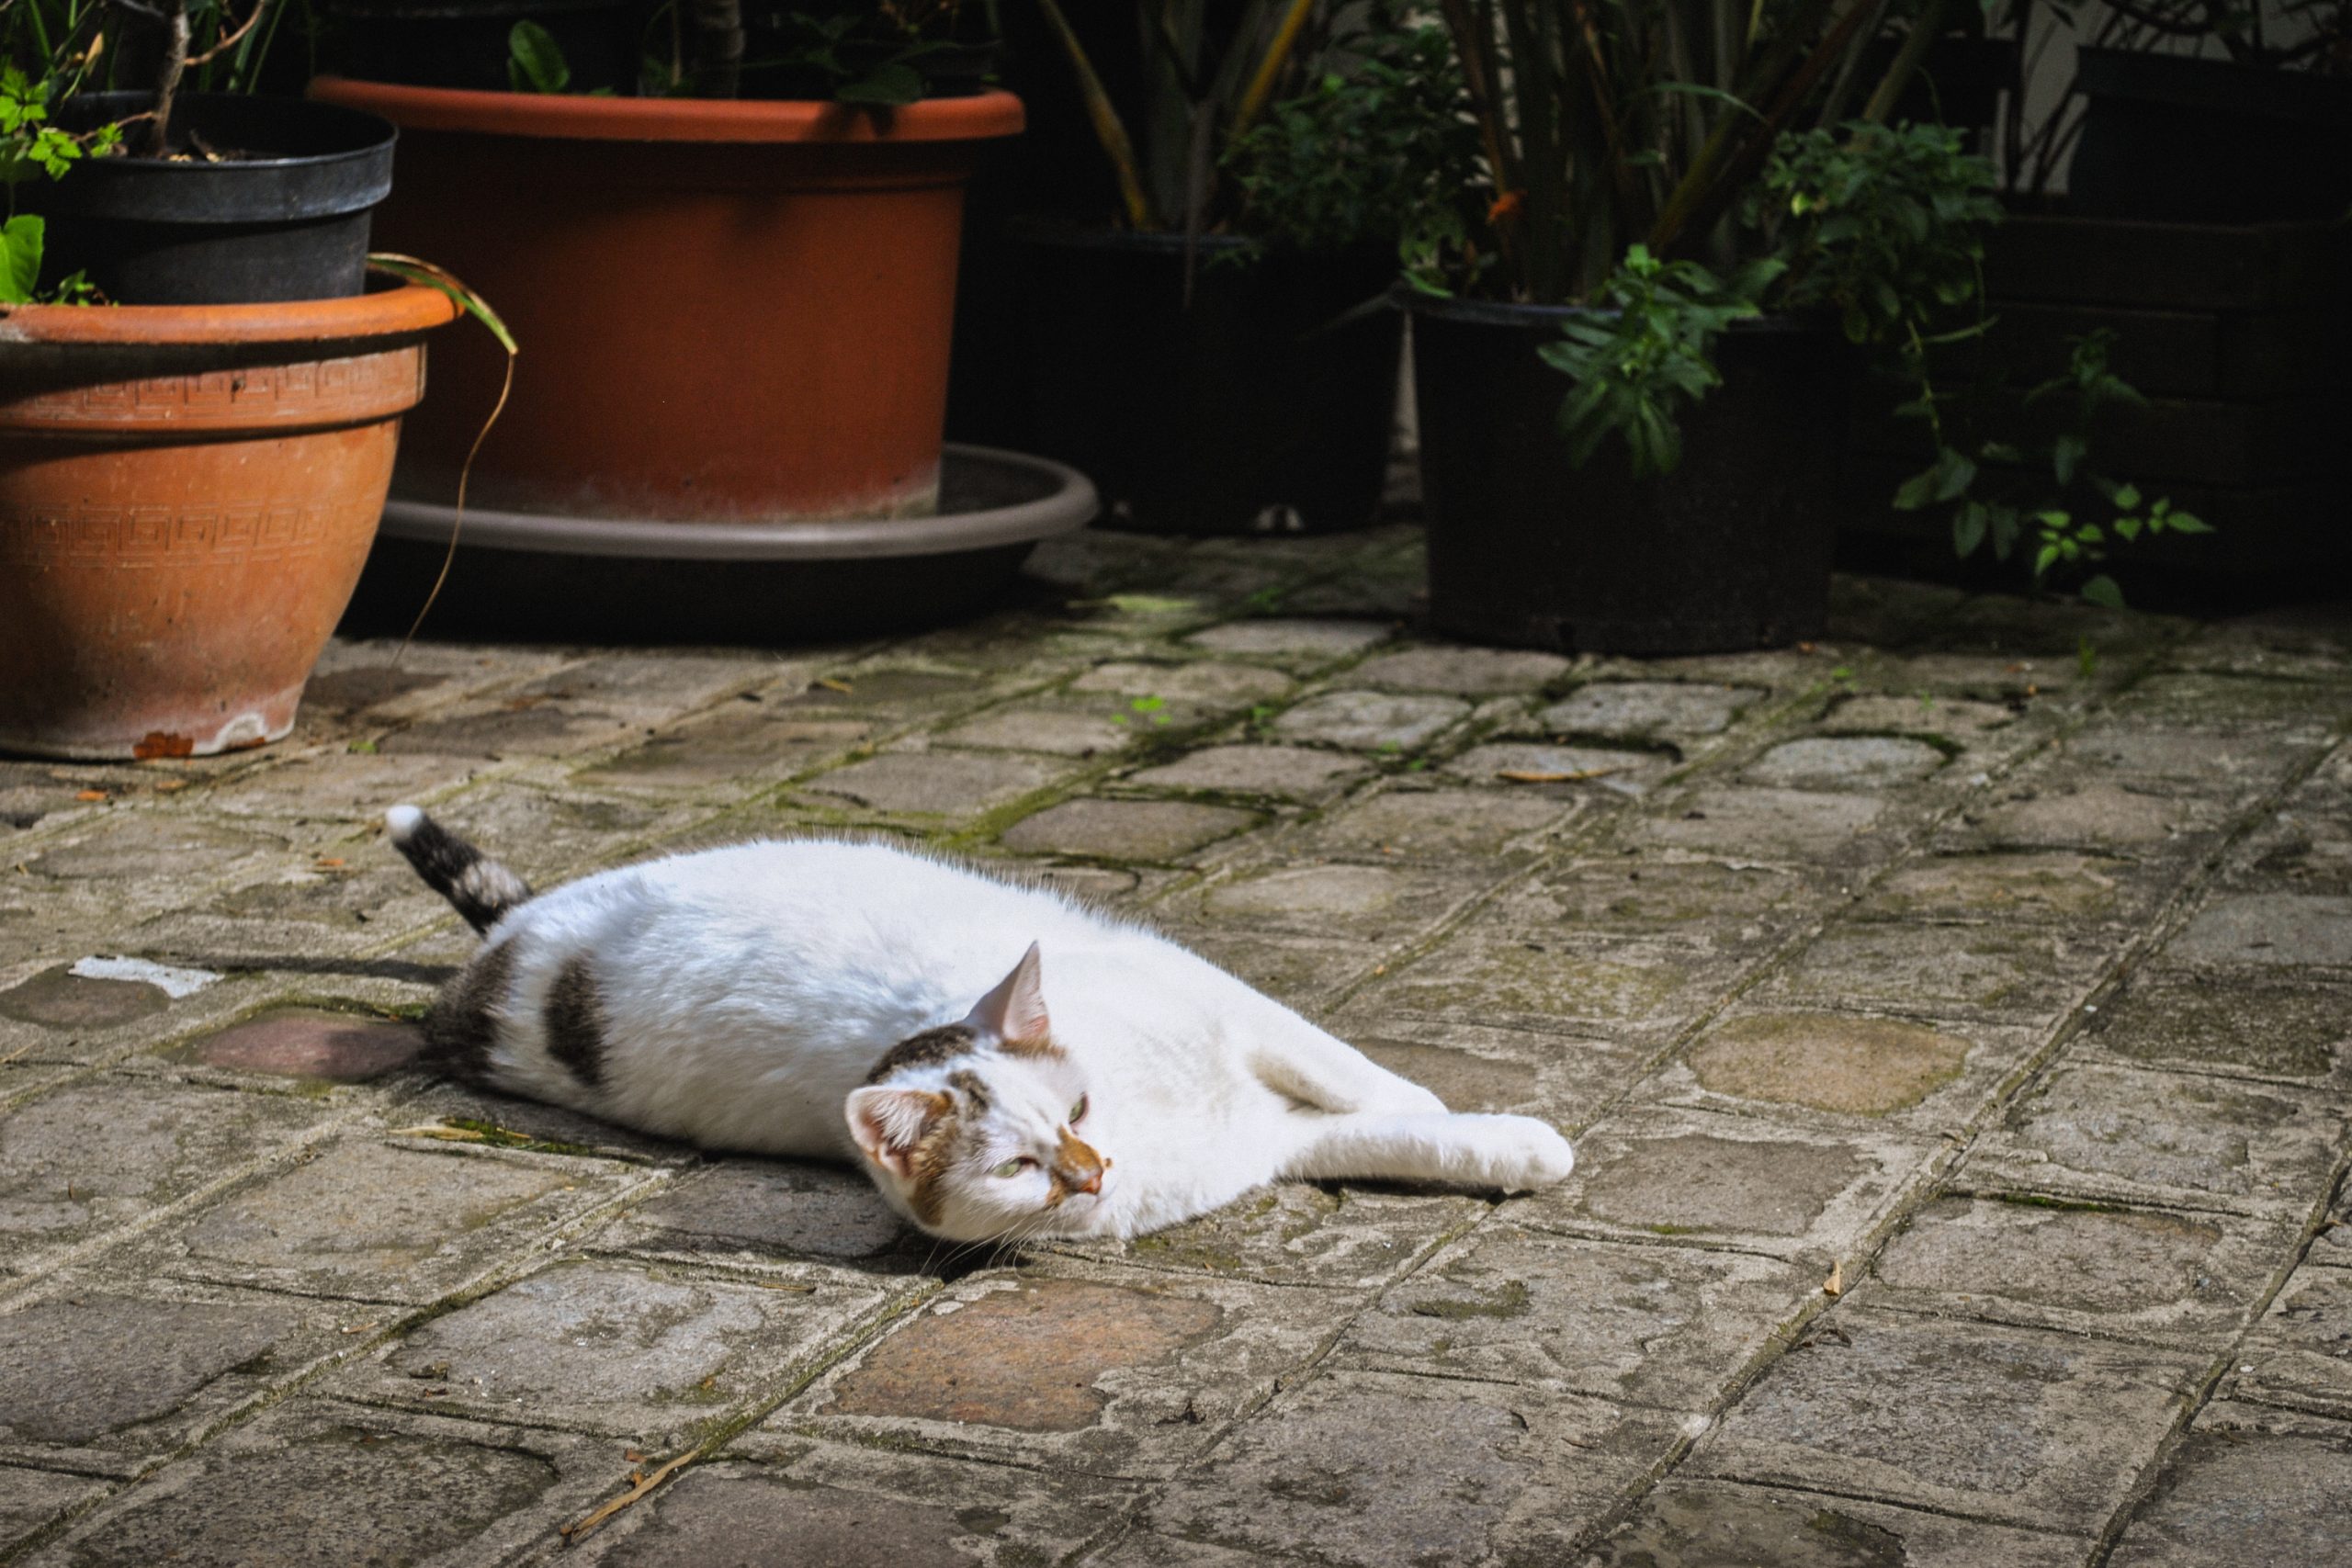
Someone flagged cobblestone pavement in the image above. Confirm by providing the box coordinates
[3,525,2349,1565]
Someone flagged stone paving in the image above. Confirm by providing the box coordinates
[2,524,2349,1565]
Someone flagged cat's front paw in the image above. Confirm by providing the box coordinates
[1467,1114,1576,1190]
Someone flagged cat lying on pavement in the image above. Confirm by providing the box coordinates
[388,806,1576,1243]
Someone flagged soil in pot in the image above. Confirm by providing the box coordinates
[2068,48,2352,223]
[322,0,639,93]
[0,281,456,760]
[1012,228,1403,536]
[1412,299,1851,656]
[21,93,396,305]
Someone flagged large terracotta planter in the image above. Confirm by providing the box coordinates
[0,283,458,760]
[308,79,1024,523]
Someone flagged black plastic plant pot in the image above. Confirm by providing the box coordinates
[1411,297,1850,657]
[1012,226,1404,536]
[322,0,639,93]
[2068,48,2352,223]
[26,93,396,305]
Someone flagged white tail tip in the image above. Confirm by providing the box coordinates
[384,804,424,843]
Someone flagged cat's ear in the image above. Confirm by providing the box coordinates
[845,1087,949,1179]
[963,941,1050,1047]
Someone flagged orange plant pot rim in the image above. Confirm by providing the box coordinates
[0,279,459,348]
[309,77,1025,145]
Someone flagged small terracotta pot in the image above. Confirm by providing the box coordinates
[307,79,1025,523]
[0,283,458,760]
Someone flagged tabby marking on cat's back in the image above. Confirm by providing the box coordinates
[865,1024,979,1083]
[543,954,608,1089]
[423,938,516,1082]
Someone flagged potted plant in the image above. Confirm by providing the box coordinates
[310,0,1027,525]
[1005,0,1469,536]
[1,0,461,760]
[1404,0,2048,653]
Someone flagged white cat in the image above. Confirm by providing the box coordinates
[387,806,1575,1242]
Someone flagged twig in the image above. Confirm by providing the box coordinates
[560,1450,697,1543]
[1496,766,1623,784]
[186,0,272,67]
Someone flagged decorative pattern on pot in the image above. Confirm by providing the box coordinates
[0,283,458,761]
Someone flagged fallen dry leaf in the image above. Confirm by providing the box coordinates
[815,677,854,694]
[1823,1260,1844,1298]
[315,857,346,869]
[74,790,107,802]
[389,1124,490,1144]
[153,779,187,792]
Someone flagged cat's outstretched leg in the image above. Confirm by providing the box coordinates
[1281,1111,1575,1191]
[1248,1018,1448,1117]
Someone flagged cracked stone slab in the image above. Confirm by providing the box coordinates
[596,1159,911,1268]
[999,799,1262,863]
[0,1078,330,1278]
[935,704,1138,758]
[1821,692,2019,739]
[1961,1061,2350,1215]
[1854,849,2172,924]
[15,815,298,927]
[1581,1478,2087,1568]
[1864,1193,2301,1350]
[1070,660,1295,706]
[387,783,690,886]
[1760,919,2120,1024]
[556,1449,1136,1568]
[1291,786,1577,861]
[1482,858,1825,951]
[391,1080,702,1167]
[1744,737,1948,791]
[205,750,492,823]
[1520,1109,1934,1264]
[1689,1307,2203,1532]
[0,1466,107,1555]
[2057,725,2321,798]
[1960,779,2228,852]
[147,859,452,959]
[2108,1417,2352,1565]
[1040,1179,1478,1291]
[1538,681,1762,741]
[2171,893,2352,969]
[1155,929,1378,1011]
[0,1280,352,1476]
[1331,1224,1809,1412]
[2218,1264,2352,1424]
[17,1398,626,1568]
[575,708,872,794]
[1182,619,1393,660]
[153,1137,652,1304]
[1184,862,1494,941]
[772,1267,1358,1479]
[330,1257,911,1445]
[1372,931,1750,1040]
[1144,1368,1684,1568]
[802,750,1065,817]
[1270,691,1470,753]
[1634,787,1894,865]
[1124,745,1370,802]
[1351,647,1571,697]
[1445,743,1668,794]
[2078,967,2352,1085]
[2109,671,2348,738]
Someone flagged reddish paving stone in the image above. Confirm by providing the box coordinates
[824,1280,1219,1432]
[174,1010,422,1083]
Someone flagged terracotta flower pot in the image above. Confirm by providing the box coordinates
[307,79,1024,523]
[0,283,458,760]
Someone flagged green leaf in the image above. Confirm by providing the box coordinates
[2165,508,2214,535]
[506,19,571,94]
[2109,482,2142,511]
[2052,433,2087,486]
[1952,501,1988,558]
[2033,543,2061,577]
[367,255,518,355]
[2080,576,2125,610]
[836,62,926,106]
[0,213,40,304]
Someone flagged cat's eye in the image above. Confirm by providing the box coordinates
[1069,1095,1089,1124]
[992,1157,1034,1179]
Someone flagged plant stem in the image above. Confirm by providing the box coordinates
[141,0,189,157]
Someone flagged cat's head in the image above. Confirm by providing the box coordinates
[844,942,1110,1242]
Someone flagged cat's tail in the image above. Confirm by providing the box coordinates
[384,805,533,935]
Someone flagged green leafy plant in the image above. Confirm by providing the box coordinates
[507,19,572,93]
[0,61,118,302]
[1222,12,1475,254]
[657,0,975,102]
[1537,245,1781,476]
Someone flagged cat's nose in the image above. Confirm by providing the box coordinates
[1061,1167,1102,1196]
